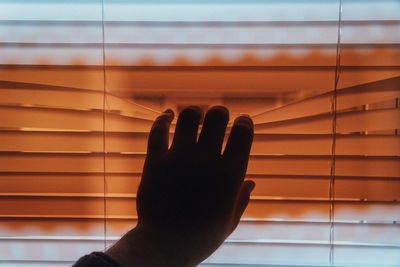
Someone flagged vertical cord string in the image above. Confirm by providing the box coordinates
[101,0,107,251]
[330,0,342,266]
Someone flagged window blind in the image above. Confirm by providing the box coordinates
[0,0,399,266]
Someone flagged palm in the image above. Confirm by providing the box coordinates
[106,106,254,267]
[136,106,254,265]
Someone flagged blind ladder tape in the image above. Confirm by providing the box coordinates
[329,0,343,266]
[101,0,108,251]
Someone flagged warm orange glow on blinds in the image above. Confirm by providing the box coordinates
[0,0,399,266]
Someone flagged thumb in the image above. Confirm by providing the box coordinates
[229,180,255,235]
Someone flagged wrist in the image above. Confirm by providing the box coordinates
[105,226,195,267]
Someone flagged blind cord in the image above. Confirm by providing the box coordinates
[101,0,108,251]
[329,0,342,266]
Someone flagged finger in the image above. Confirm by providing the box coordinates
[229,180,255,235]
[223,115,254,180]
[171,106,203,151]
[147,109,174,158]
[197,106,229,155]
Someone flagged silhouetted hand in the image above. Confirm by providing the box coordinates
[106,106,255,267]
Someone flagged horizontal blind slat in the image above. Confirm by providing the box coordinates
[2,174,400,201]
[2,48,399,67]
[1,105,399,134]
[4,239,399,266]
[0,153,398,177]
[252,76,400,123]
[0,89,158,120]
[1,197,399,221]
[256,108,400,134]
[2,1,398,21]
[1,131,399,156]
[1,68,398,95]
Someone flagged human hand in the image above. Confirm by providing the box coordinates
[106,106,255,267]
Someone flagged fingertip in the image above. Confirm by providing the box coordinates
[163,108,174,115]
[223,114,254,180]
[171,106,203,150]
[246,180,256,193]
[186,105,203,113]
[178,105,203,122]
[161,108,174,122]
[147,110,174,158]
[207,105,229,124]
[209,105,229,116]
[188,105,204,122]
[234,114,253,130]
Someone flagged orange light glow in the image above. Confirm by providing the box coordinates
[0,0,399,266]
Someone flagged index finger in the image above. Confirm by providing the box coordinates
[223,115,254,181]
[146,109,174,159]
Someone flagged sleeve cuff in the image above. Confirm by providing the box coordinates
[73,252,122,267]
